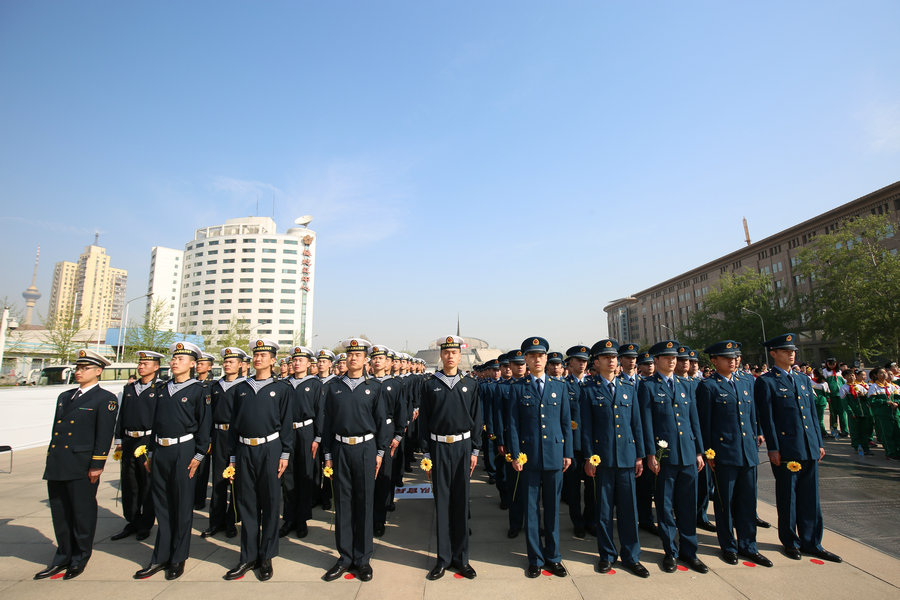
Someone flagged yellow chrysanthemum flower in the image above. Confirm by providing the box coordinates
[504,453,513,463]
[134,445,147,458]
[420,458,433,472]
[323,466,334,478]
[787,461,802,473]
[571,420,578,430]
[517,453,527,465]
[112,450,122,461]
[589,455,601,466]
[222,465,236,479]
[704,448,716,460]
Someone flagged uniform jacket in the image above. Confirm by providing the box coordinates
[564,374,585,453]
[149,379,211,458]
[115,378,159,443]
[508,376,573,471]
[697,372,759,466]
[321,376,389,460]
[580,377,644,468]
[415,372,483,453]
[44,385,118,481]
[638,373,703,466]
[754,368,823,461]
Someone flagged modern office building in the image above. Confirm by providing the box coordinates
[48,243,128,333]
[146,246,184,331]
[605,181,900,362]
[176,216,317,349]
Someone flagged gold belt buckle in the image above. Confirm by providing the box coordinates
[347,436,356,445]
[446,435,455,443]
[250,438,259,446]
[160,438,170,447]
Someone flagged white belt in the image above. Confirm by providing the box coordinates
[155,433,193,447]
[292,419,313,429]
[214,423,230,431]
[430,431,471,444]
[239,432,279,446]
[335,433,374,445]
[125,430,151,438]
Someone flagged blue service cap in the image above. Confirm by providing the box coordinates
[509,349,526,364]
[764,333,798,351]
[547,351,564,364]
[617,343,639,357]
[704,340,740,358]
[676,345,692,359]
[498,352,511,366]
[485,359,500,369]
[649,340,680,357]
[637,351,653,365]
[590,339,619,357]
[521,336,549,354]
[565,345,590,361]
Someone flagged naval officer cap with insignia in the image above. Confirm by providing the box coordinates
[137,350,165,363]
[439,335,464,350]
[199,352,215,364]
[317,349,336,363]
[703,340,740,358]
[509,349,526,364]
[75,348,112,368]
[221,347,249,360]
[370,344,389,358]
[170,340,203,359]
[341,338,372,354]
[291,346,314,359]
[250,338,280,356]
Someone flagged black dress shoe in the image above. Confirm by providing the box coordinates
[662,555,677,573]
[624,562,650,578]
[738,551,773,567]
[640,523,660,536]
[697,520,717,532]
[574,526,586,539]
[226,525,238,538]
[278,523,293,538]
[596,559,612,573]
[136,530,151,541]
[296,523,308,538]
[194,501,206,510]
[357,563,373,582]
[201,526,223,539]
[488,477,496,485]
[374,522,386,537]
[387,501,396,512]
[257,559,273,581]
[34,564,67,580]
[426,563,446,580]
[803,547,842,563]
[323,562,348,582]
[507,527,520,539]
[783,546,802,560]
[585,524,597,537]
[111,526,135,540]
[755,516,771,528]
[225,561,256,580]
[721,551,738,565]
[499,501,509,510]
[134,563,167,579]
[165,561,184,580]
[525,564,541,578]
[451,561,476,579]
[680,556,709,574]
[321,501,332,511]
[62,565,84,580]
[545,561,567,577]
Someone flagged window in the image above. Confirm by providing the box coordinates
[263,238,277,243]
[204,300,214,305]
[220,288,233,293]
[208,240,219,246]
[244,238,256,243]
[242,248,256,253]
[262,258,276,263]
[285,239,298,245]
[280,309,294,314]
[260,288,274,293]
[279,329,292,335]
[241,258,255,263]
[280,319,294,324]
[283,249,297,255]
[241,268,254,273]
[222,278,233,283]
[218,319,230,324]
[206,270,216,275]
[260,298,274,303]
[225,239,236,244]
[238,298,252,304]
[281,299,295,304]
[261,278,275,283]
[259,308,273,314]
[220,298,232,303]
[262,248,276,253]
[207,250,218,255]
[205,280,215,285]
[282,279,295,284]
[219,309,232,314]
[204,289,215,294]
[283,259,296,264]
[203,310,213,315]
[238,308,251,313]
[222,268,234,273]
[282,269,296,274]
[223,258,235,263]
[281,289,295,294]
[224,248,236,254]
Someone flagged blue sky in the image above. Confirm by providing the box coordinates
[1,1,899,353]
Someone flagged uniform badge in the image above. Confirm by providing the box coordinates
[800,385,805,390]
[181,397,188,403]
[387,386,392,391]
[551,392,557,398]
[206,396,211,405]
[149,393,155,397]
[681,392,686,398]
[623,394,628,399]
[270,391,276,397]
[365,389,370,395]
[744,390,748,396]
[107,400,118,412]
[304,387,310,392]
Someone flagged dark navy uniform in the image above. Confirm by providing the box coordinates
[282,372,324,534]
[581,368,645,566]
[42,365,118,574]
[229,374,292,565]
[206,371,244,535]
[754,334,828,556]
[322,371,389,570]
[416,364,483,570]
[638,345,704,563]
[697,342,761,556]
[634,353,656,531]
[114,372,158,538]
[374,371,407,532]
[147,375,211,567]
[497,354,526,534]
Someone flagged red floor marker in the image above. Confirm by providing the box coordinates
[542,570,553,576]
[676,565,689,572]
[344,572,356,579]
[453,573,464,579]
[742,561,756,567]
[607,569,617,575]
[810,559,825,565]
[50,573,65,580]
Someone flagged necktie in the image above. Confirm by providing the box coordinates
[667,378,674,393]
[608,382,615,397]
[536,377,544,396]
[65,389,82,411]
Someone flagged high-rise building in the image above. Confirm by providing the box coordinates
[146,246,184,331]
[48,244,128,333]
[177,216,317,349]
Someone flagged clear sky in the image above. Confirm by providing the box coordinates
[1,1,898,354]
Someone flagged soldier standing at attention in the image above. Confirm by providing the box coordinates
[581,340,649,578]
[35,349,118,581]
[134,342,210,581]
[193,352,215,510]
[201,347,247,540]
[563,345,593,538]
[634,351,658,535]
[639,340,708,574]
[508,337,573,578]
[322,339,389,582]
[755,334,840,562]
[372,345,407,538]
[224,339,291,581]
[697,341,771,567]
[111,350,162,542]
[416,336,482,580]
[500,350,528,538]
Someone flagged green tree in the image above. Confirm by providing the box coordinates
[41,307,84,364]
[677,270,797,366]
[201,316,252,356]
[123,298,178,360]
[795,213,900,363]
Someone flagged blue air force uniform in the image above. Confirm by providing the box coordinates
[638,341,704,561]
[697,341,761,555]
[580,340,645,566]
[41,349,118,575]
[562,345,594,536]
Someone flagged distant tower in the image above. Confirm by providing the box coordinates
[22,245,42,325]
[743,217,751,246]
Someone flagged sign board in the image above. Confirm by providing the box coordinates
[394,485,433,499]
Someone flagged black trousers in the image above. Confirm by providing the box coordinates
[193,446,210,507]
[120,436,155,533]
[236,441,282,563]
[333,439,376,567]
[282,425,315,527]
[208,429,237,530]
[430,440,471,566]
[374,446,395,526]
[47,477,100,568]
[150,442,196,565]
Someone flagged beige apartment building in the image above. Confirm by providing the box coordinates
[48,244,128,334]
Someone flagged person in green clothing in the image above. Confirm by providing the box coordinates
[840,370,872,455]
[867,367,900,460]
[810,369,830,439]
[823,359,847,439]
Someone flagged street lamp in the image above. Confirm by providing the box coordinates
[741,307,768,366]
[660,324,675,337]
[116,293,152,363]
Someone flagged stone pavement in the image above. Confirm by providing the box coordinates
[1,446,898,599]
